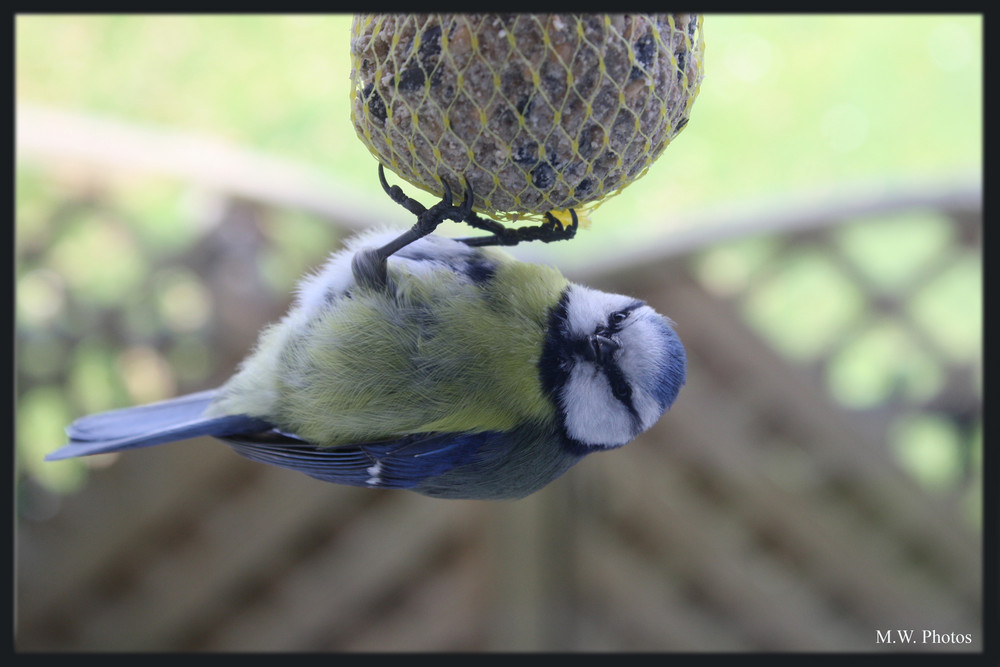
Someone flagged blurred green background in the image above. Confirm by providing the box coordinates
[15,15,982,512]
[16,14,982,225]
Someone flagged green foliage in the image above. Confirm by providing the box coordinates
[835,211,953,291]
[15,15,982,233]
[701,209,981,510]
[827,320,944,408]
[909,255,982,362]
[741,248,866,360]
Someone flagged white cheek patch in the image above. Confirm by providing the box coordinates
[631,387,665,432]
[561,364,638,448]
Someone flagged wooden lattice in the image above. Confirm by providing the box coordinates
[16,109,982,652]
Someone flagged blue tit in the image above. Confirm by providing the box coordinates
[46,173,686,500]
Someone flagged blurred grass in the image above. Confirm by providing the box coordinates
[15,15,982,505]
[16,15,982,232]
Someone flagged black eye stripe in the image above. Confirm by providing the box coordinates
[605,301,644,332]
[604,305,642,421]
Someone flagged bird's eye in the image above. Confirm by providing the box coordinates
[609,310,629,329]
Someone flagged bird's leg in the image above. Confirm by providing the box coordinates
[456,208,579,247]
[355,164,579,288]
[352,165,475,290]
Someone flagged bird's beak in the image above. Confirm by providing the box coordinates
[585,333,621,364]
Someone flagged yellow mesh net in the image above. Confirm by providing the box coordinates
[350,14,704,224]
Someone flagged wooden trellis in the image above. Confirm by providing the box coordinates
[15,108,982,652]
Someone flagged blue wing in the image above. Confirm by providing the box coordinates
[222,430,493,489]
[46,391,272,461]
[47,389,495,491]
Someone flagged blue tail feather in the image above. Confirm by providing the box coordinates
[47,390,273,461]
